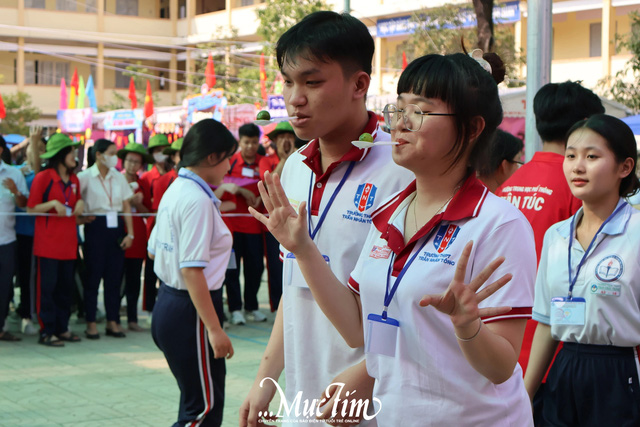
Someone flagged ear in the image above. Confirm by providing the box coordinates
[469,116,486,142]
[352,71,370,101]
[619,157,635,179]
[495,159,509,183]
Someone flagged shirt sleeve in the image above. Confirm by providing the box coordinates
[77,170,89,199]
[15,171,29,197]
[178,196,215,269]
[147,221,157,256]
[26,172,45,208]
[347,225,379,295]
[72,175,82,200]
[532,227,556,325]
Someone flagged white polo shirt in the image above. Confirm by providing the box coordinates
[533,199,640,346]
[279,114,415,413]
[148,168,232,291]
[348,176,535,426]
[0,160,29,245]
[77,164,133,213]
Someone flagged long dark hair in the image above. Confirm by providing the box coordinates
[45,146,76,175]
[88,139,115,167]
[179,119,238,168]
[567,114,640,198]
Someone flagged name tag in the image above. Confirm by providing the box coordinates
[242,167,255,178]
[550,297,586,326]
[106,211,118,228]
[65,205,73,217]
[227,249,237,270]
[284,252,330,288]
[590,282,621,297]
[365,313,399,357]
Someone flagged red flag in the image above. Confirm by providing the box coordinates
[143,80,154,118]
[0,92,5,119]
[128,78,137,109]
[205,53,216,89]
[260,53,267,101]
[70,68,79,95]
[402,51,408,70]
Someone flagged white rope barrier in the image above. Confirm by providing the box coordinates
[0,212,258,218]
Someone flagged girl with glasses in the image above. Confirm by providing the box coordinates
[252,52,536,425]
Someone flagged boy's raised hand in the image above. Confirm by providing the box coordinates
[249,171,312,255]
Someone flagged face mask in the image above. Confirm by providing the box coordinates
[153,153,168,163]
[102,154,118,169]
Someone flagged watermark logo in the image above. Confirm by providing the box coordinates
[257,377,382,424]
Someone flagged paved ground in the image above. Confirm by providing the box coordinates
[0,281,283,426]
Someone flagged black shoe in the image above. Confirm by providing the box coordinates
[105,328,126,338]
[84,330,100,340]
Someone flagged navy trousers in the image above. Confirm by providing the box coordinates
[121,258,143,323]
[36,257,75,337]
[15,234,35,320]
[83,216,125,323]
[152,284,226,427]
[0,241,16,331]
[224,232,264,312]
[264,232,283,312]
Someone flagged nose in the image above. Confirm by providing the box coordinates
[285,83,306,109]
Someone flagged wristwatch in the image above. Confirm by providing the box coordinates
[127,234,134,240]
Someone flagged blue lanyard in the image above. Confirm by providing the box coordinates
[307,161,356,241]
[179,175,220,213]
[382,225,439,319]
[58,181,72,206]
[567,203,625,299]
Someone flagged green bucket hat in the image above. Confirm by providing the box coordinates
[118,142,152,163]
[266,121,295,141]
[163,138,183,155]
[40,133,81,159]
[147,134,170,153]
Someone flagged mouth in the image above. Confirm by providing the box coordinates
[291,113,309,126]
[572,178,588,186]
[395,138,410,146]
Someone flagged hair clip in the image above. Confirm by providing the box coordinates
[469,49,492,74]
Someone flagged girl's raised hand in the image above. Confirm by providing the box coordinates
[249,171,312,255]
[419,241,513,333]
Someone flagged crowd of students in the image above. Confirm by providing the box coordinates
[2,8,640,426]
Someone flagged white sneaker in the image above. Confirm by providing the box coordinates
[230,310,246,325]
[21,319,38,335]
[249,310,267,322]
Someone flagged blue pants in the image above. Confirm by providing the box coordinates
[152,284,226,427]
[224,232,264,312]
[83,216,125,323]
[36,257,75,337]
[0,241,16,331]
[543,342,640,426]
[121,258,143,323]
[264,232,283,312]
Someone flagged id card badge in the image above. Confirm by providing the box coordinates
[284,253,329,288]
[241,167,255,178]
[227,249,237,270]
[65,205,72,217]
[365,314,399,357]
[550,297,586,326]
[106,211,118,228]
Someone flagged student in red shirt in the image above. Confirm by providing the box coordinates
[224,123,266,325]
[117,142,151,331]
[27,134,84,347]
[151,138,182,211]
[140,134,171,315]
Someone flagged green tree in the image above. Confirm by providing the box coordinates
[597,11,640,112]
[256,0,329,48]
[100,62,160,112]
[0,92,41,135]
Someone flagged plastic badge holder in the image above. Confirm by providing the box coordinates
[366,313,399,357]
[550,297,586,326]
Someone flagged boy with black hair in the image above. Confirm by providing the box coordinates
[240,11,413,426]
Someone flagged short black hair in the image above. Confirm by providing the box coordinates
[567,114,640,198]
[397,53,503,172]
[276,11,374,76]
[478,130,523,176]
[534,81,604,143]
[0,135,9,164]
[88,138,115,167]
[239,123,260,139]
[179,119,238,168]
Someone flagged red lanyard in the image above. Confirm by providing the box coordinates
[98,175,113,209]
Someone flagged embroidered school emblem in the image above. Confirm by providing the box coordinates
[370,245,392,259]
[595,255,624,282]
[354,183,377,212]
[433,224,460,254]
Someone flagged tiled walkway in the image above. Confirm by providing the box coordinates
[0,285,281,426]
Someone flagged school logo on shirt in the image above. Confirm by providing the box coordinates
[353,183,377,212]
[369,244,392,259]
[433,224,460,253]
[594,255,624,282]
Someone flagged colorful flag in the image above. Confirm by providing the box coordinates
[128,77,137,109]
[85,75,97,112]
[402,51,408,70]
[205,53,216,89]
[0,92,5,119]
[260,53,267,102]
[67,83,76,109]
[143,80,154,118]
[70,68,79,95]
[59,78,68,110]
[78,76,86,109]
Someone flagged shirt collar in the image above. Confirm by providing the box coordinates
[89,163,117,179]
[557,198,631,239]
[178,167,221,207]
[300,111,381,179]
[0,160,7,172]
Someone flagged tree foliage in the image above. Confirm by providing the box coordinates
[100,62,160,112]
[0,92,41,135]
[597,11,640,113]
[256,0,329,48]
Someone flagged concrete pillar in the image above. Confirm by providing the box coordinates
[170,0,178,36]
[97,43,105,105]
[170,50,178,103]
[17,37,25,90]
[602,0,615,83]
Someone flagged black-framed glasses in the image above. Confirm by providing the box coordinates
[382,104,456,132]
[509,159,524,167]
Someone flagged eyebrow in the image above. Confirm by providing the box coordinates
[281,67,322,78]
[397,95,436,105]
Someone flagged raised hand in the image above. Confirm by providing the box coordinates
[249,171,312,255]
[419,241,513,334]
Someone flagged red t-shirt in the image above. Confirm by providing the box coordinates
[124,175,148,259]
[140,165,164,234]
[151,169,178,211]
[28,169,81,260]
[259,154,280,180]
[224,152,264,234]
[496,151,581,375]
